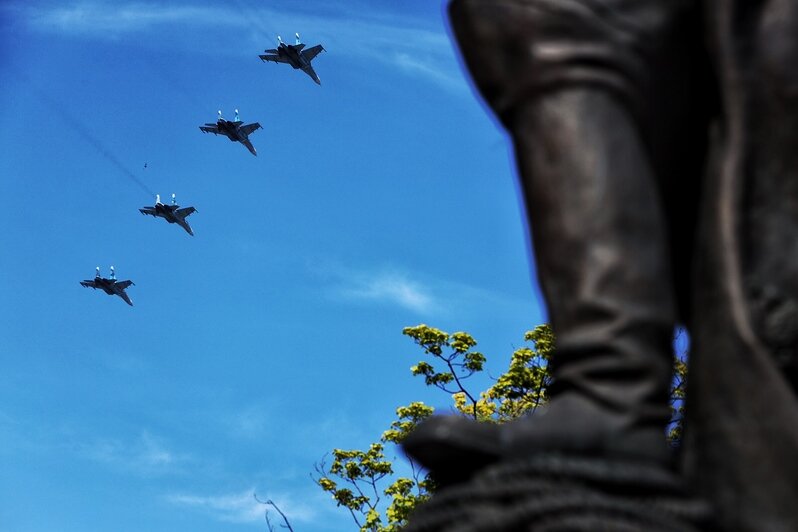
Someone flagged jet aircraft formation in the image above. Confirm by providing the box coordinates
[82,32,324,306]
[199,33,323,155]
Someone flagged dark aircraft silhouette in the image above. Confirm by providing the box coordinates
[140,193,197,236]
[80,266,134,306]
[199,110,262,156]
[259,33,324,85]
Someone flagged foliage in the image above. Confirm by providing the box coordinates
[668,328,689,445]
[315,325,552,529]
[316,323,688,529]
[458,324,553,422]
[314,403,434,531]
[403,325,486,419]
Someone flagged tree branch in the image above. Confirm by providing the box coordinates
[254,494,294,531]
[444,356,479,419]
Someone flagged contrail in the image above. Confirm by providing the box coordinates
[26,80,156,198]
[229,0,279,42]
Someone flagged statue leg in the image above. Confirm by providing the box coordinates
[682,1,798,530]
[501,87,676,461]
[404,0,707,478]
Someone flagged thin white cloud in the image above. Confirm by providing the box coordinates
[321,16,463,90]
[394,51,464,92]
[167,489,317,525]
[12,1,465,90]
[316,260,544,321]
[79,430,185,474]
[22,3,234,34]
[227,405,271,440]
[336,270,438,314]
[138,432,175,466]
[167,490,264,524]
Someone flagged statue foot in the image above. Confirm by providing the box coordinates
[402,415,502,487]
[404,394,672,487]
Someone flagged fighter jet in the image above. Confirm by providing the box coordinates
[139,193,197,236]
[199,109,262,156]
[259,33,324,85]
[80,266,134,306]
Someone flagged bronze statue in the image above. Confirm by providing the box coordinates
[404,1,798,530]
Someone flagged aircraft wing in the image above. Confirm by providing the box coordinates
[241,138,257,156]
[302,45,324,62]
[80,280,97,288]
[176,206,196,218]
[139,207,157,216]
[199,124,220,134]
[239,122,261,136]
[259,53,290,64]
[118,291,134,306]
[115,280,134,290]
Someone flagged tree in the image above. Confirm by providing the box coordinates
[315,323,687,529]
[314,324,554,530]
[404,324,555,423]
[313,403,434,532]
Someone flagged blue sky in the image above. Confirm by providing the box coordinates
[0,1,546,530]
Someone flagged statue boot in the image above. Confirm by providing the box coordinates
[404,87,678,483]
[404,0,705,484]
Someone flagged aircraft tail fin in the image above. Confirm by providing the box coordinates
[295,32,301,45]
